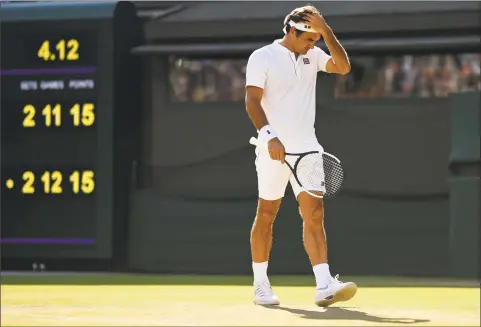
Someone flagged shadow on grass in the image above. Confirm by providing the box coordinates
[1,273,479,287]
[263,305,431,324]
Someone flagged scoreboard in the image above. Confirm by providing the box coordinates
[0,1,141,263]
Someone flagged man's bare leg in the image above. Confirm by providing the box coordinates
[297,191,357,307]
[250,198,282,305]
[250,198,281,281]
[297,192,331,285]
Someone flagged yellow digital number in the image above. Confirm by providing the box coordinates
[56,39,79,61]
[55,40,66,61]
[23,104,63,127]
[38,41,51,61]
[70,170,95,194]
[81,103,95,126]
[23,105,36,128]
[40,171,63,194]
[70,103,95,127]
[42,104,61,127]
[38,39,79,61]
[22,171,35,194]
[18,170,95,195]
[67,39,80,61]
[51,171,63,194]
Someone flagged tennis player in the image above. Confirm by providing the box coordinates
[245,5,357,307]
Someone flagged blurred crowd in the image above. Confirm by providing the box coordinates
[335,53,481,99]
[168,53,480,103]
[169,57,246,103]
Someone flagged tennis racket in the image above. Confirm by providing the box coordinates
[249,137,345,199]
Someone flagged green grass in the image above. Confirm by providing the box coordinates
[2,273,479,286]
[2,275,480,326]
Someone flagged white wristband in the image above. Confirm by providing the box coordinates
[258,125,278,145]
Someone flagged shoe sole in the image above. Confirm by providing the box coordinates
[315,283,358,307]
[253,299,280,306]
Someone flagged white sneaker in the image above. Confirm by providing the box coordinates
[315,274,357,307]
[253,279,280,305]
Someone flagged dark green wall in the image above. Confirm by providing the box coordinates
[129,191,449,275]
[128,191,449,277]
[448,92,480,278]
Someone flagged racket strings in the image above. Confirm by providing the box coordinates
[322,154,344,197]
[296,154,325,189]
[296,153,344,198]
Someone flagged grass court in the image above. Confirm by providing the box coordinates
[2,274,479,326]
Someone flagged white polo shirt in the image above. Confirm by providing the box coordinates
[246,40,331,153]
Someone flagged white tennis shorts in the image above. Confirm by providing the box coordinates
[254,145,326,201]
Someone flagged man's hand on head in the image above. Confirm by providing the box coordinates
[302,11,329,35]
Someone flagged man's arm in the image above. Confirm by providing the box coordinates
[245,86,285,163]
[305,12,350,75]
[322,24,351,75]
[245,51,270,132]
[245,86,269,131]
[245,50,285,163]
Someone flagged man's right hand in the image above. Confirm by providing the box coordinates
[268,137,286,164]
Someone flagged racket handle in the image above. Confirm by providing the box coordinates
[249,137,260,147]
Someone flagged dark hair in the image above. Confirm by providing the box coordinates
[283,4,319,37]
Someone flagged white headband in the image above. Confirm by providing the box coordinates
[283,20,317,34]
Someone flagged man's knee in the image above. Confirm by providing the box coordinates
[255,198,281,227]
[298,198,324,225]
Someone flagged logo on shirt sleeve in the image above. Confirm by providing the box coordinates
[303,58,310,65]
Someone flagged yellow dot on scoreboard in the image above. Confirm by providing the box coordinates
[6,179,14,189]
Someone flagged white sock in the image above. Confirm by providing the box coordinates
[252,261,268,283]
[313,263,331,288]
